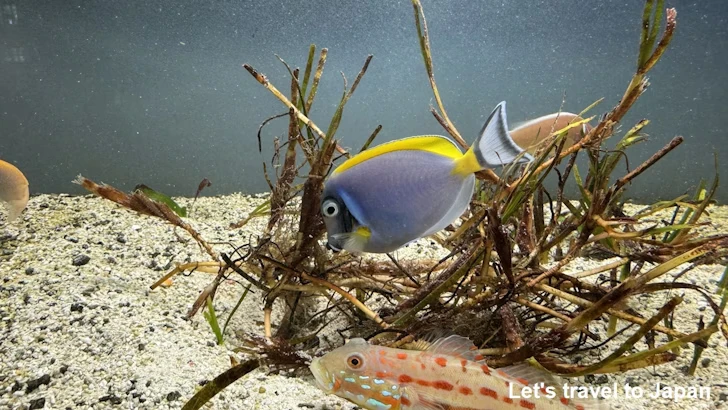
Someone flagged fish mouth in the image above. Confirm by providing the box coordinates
[309,358,336,393]
[326,241,341,253]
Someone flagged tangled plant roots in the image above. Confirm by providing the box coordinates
[77,1,726,408]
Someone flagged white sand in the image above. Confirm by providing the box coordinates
[0,194,726,409]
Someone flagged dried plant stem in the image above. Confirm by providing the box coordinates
[74,176,217,260]
[243,64,328,143]
[300,44,316,99]
[535,283,695,343]
[268,71,302,232]
[394,244,480,320]
[574,257,630,279]
[613,136,683,191]
[360,125,383,152]
[411,0,466,149]
[259,255,387,327]
[511,7,676,190]
[500,305,525,351]
[302,272,388,327]
[306,48,328,112]
[553,296,683,376]
[514,297,572,323]
[610,325,717,368]
[263,303,273,339]
[322,55,373,149]
[150,261,226,290]
[181,359,260,410]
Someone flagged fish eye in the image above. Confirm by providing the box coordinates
[346,354,364,370]
[322,199,339,218]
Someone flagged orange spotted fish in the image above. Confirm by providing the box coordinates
[310,335,607,410]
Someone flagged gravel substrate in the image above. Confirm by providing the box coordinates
[0,194,726,409]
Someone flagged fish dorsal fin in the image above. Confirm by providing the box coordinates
[333,135,463,175]
[497,361,561,387]
[345,337,369,346]
[497,361,609,410]
[425,335,482,361]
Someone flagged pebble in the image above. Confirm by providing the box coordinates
[99,394,122,404]
[25,374,51,393]
[166,391,181,401]
[28,397,45,409]
[71,254,90,266]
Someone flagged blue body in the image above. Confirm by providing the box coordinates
[321,102,531,254]
[323,149,472,253]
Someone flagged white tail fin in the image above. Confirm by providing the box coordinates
[472,102,534,169]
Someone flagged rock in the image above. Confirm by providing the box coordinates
[99,394,122,404]
[70,303,84,313]
[26,374,51,393]
[25,267,36,275]
[166,391,181,401]
[72,254,90,266]
[28,398,45,409]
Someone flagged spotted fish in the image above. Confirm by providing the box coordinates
[310,336,607,410]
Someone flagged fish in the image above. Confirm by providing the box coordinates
[0,159,29,221]
[310,335,607,410]
[321,102,532,254]
[510,113,592,155]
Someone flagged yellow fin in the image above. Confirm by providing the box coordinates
[333,136,462,175]
[331,226,371,253]
[451,148,482,176]
[355,226,371,239]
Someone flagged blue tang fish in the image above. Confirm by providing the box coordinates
[321,102,532,253]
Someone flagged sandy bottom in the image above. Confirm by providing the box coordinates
[0,194,726,409]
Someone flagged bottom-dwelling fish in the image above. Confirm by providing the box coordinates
[0,159,29,221]
[310,336,607,410]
